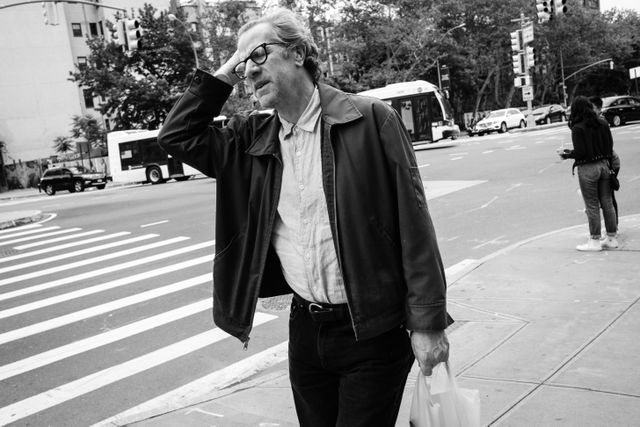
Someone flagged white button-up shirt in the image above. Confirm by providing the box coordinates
[271,88,347,304]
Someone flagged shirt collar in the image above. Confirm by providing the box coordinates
[278,87,321,135]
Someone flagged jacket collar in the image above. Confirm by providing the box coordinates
[246,83,362,156]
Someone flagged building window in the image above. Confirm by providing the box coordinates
[72,23,82,37]
[99,21,104,36]
[89,23,98,37]
[83,89,95,109]
[78,56,87,71]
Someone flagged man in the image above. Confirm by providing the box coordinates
[158,8,451,426]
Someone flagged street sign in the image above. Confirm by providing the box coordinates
[522,85,534,101]
[522,22,534,44]
[630,66,640,80]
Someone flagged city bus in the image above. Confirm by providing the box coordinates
[358,80,460,144]
[106,116,228,184]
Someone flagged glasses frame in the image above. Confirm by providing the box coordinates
[233,42,289,80]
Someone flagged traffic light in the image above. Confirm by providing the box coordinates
[440,64,450,90]
[554,0,567,15]
[525,46,535,69]
[536,0,553,22]
[124,19,143,50]
[42,2,58,25]
[512,53,523,75]
[112,20,126,47]
[510,30,522,53]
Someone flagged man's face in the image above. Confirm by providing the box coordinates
[236,23,297,110]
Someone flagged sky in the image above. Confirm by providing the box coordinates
[600,0,640,13]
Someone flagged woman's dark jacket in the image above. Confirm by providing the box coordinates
[567,118,614,167]
[158,70,451,345]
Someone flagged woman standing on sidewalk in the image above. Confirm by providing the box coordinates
[561,96,618,251]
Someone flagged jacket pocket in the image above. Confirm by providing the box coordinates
[409,167,427,208]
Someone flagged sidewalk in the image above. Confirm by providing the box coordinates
[98,214,639,426]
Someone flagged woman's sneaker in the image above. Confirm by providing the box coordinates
[577,239,603,252]
[601,236,619,249]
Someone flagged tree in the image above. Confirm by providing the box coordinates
[52,136,74,155]
[70,4,202,130]
[70,114,106,150]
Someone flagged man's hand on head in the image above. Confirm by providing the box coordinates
[213,50,244,86]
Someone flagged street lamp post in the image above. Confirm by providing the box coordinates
[168,14,200,69]
[436,23,466,89]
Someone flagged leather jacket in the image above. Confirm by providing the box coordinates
[158,70,452,345]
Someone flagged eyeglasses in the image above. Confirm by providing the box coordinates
[233,42,288,80]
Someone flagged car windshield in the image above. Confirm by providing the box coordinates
[487,110,506,118]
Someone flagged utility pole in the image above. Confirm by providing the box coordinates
[511,13,535,127]
[560,50,567,107]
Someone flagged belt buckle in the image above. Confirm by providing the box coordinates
[308,302,328,314]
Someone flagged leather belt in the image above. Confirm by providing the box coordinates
[292,294,351,323]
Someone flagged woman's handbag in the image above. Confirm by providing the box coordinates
[409,362,481,427]
[608,159,620,191]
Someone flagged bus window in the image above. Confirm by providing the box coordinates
[119,138,167,170]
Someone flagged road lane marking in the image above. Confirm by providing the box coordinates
[0,223,41,234]
[14,229,105,250]
[482,150,494,154]
[0,312,276,426]
[140,220,169,228]
[0,299,211,381]
[472,235,508,249]
[0,240,215,302]
[0,228,82,245]
[422,181,486,200]
[0,232,130,263]
[0,236,189,287]
[0,254,213,320]
[94,341,289,427]
[0,234,158,274]
[0,274,211,345]
[0,226,60,241]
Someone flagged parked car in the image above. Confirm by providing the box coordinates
[38,166,108,196]
[601,95,640,127]
[468,108,527,136]
[530,104,566,125]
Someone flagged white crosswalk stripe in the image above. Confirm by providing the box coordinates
[0,223,280,426]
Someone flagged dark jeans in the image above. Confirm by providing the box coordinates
[288,297,414,427]
[577,160,617,238]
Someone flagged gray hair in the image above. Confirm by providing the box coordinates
[239,8,322,81]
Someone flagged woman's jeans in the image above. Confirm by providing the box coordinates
[577,160,617,238]
[288,298,414,427]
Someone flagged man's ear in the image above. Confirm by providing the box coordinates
[292,45,305,66]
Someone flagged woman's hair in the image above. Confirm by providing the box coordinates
[569,96,600,129]
[238,8,322,82]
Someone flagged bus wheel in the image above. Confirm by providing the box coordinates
[147,166,164,184]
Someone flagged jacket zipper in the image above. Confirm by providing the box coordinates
[242,151,284,350]
[325,121,358,340]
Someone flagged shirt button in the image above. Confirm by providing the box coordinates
[295,151,302,156]
[298,184,304,190]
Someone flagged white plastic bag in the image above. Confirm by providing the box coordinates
[409,362,481,427]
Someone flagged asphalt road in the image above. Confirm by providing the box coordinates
[0,122,638,425]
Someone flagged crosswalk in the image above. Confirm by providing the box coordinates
[0,222,284,426]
